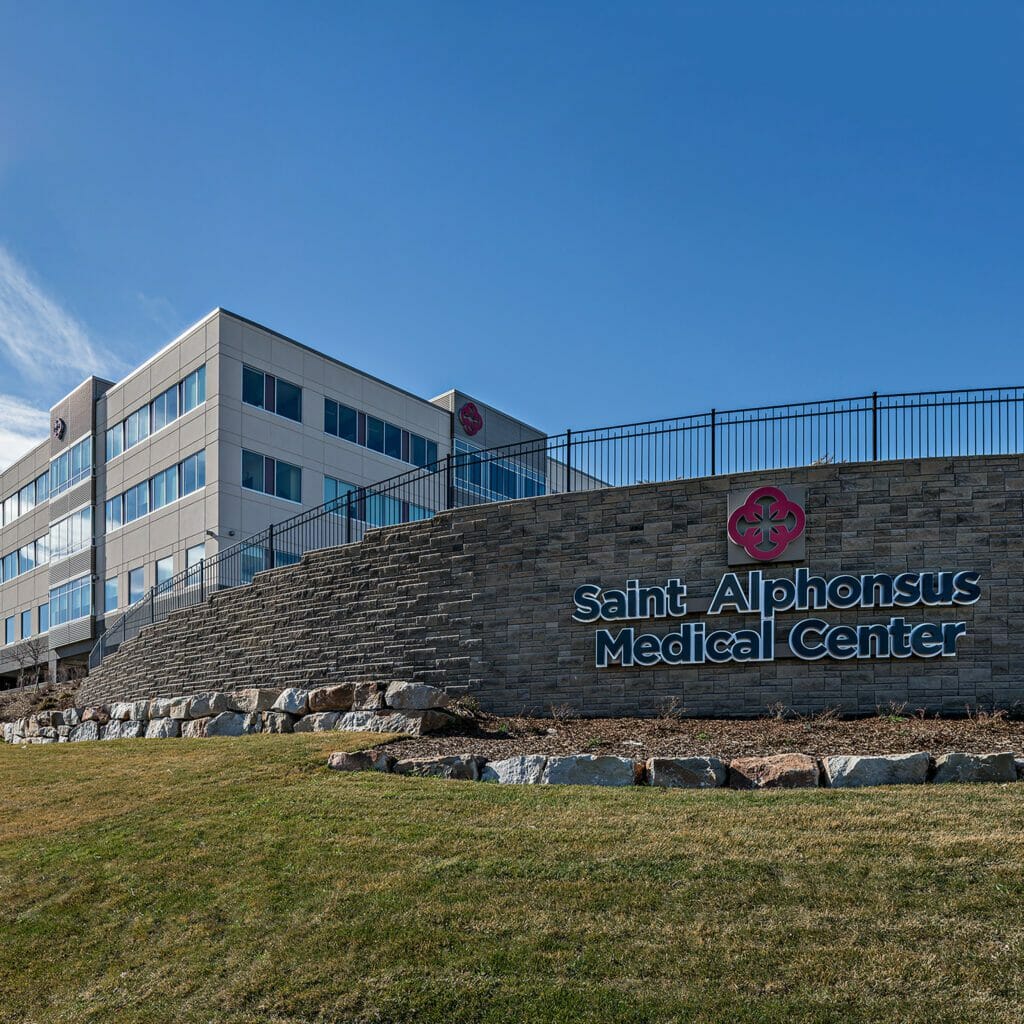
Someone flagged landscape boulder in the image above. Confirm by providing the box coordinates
[205,712,262,737]
[263,712,294,734]
[189,692,232,717]
[336,710,451,736]
[82,706,110,724]
[932,752,1017,784]
[120,721,147,739]
[292,712,341,733]
[169,697,192,720]
[307,685,355,713]
[393,754,484,780]
[647,756,727,789]
[109,703,134,721]
[130,700,150,721]
[63,708,81,727]
[352,683,386,710]
[181,718,210,739]
[100,721,122,741]
[728,754,820,789]
[384,682,450,711]
[69,721,100,742]
[271,688,308,715]
[149,697,174,718]
[2,723,14,744]
[480,755,547,784]
[145,718,181,739]
[326,749,395,773]
[542,754,637,787]
[35,710,64,728]
[228,689,282,713]
[823,752,929,788]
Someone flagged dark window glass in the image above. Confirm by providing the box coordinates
[324,398,338,436]
[426,440,438,467]
[339,404,358,442]
[384,422,402,460]
[366,416,384,452]
[38,603,49,633]
[241,450,264,492]
[411,435,427,467]
[276,379,302,422]
[275,461,301,502]
[264,457,276,495]
[242,366,265,408]
[264,374,276,412]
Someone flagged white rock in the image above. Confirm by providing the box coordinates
[69,721,100,742]
[63,708,81,727]
[120,721,147,739]
[100,721,122,740]
[542,755,637,787]
[109,703,134,721]
[169,697,192,720]
[384,682,451,711]
[189,692,232,717]
[228,689,282,713]
[205,712,262,736]
[933,752,1017,784]
[130,700,150,721]
[145,718,181,739]
[824,752,930,788]
[271,688,309,715]
[149,698,175,718]
[3,722,13,744]
[293,712,341,733]
[181,718,210,739]
[263,712,294,734]
[336,710,451,736]
[480,755,547,784]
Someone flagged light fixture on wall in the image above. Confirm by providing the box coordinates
[205,529,236,540]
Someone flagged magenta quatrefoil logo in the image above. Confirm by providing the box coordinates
[727,485,806,562]
[458,401,483,436]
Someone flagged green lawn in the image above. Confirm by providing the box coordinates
[1,735,1023,1024]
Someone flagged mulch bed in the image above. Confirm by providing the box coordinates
[385,710,1024,761]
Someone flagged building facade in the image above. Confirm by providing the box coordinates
[0,309,547,685]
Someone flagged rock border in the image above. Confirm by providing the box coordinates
[328,750,1024,788]
[2,682,455,745]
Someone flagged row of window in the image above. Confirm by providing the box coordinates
[51,436,94,497]
[105,451,206,533]
[49,506,93,563]
[323,475,432,527]
[105,366,207,462]
[103,544,206,613]
[241,450,302,503]
[49,575,91,628]
[1,470,51,529]
[1,535,50,585]
[3,604,47,646]
[323,397,440,470]
[453,439,546,501]
[242,365,302,422]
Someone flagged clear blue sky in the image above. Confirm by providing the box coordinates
[0,2,1021,462]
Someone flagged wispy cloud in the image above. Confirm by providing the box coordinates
[0,244,122,388]
[0,393,50,469]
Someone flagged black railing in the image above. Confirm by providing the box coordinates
[87,385,1024,669]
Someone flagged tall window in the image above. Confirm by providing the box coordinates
[155,556,174,590]
[323,397,438,469]
[128,567,145,605]
[104,577,118,613]
[241,450,302,503]
[242,365,302,423]
[186,543,205,568]
[4,617,13,645]
[50,436,93,496]
[49,506,92,561]
[38,603,49,633]
[20,610,30,638]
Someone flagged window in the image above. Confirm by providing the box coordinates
[4,617,13,645]
[151,384,179,432]
[2,552,15,582]
[38,603,49,634]
[105,450,205,533]
[105,425,124,461]
[454,439,545,502]
[49,575,92,627]
[128,568,145,605]
[241,450,301,503]
[124,480,150,524]
[186,544,205,568]
[151,465,179,511]
[105,496,123,533]
[323,475,356,511]
[35,471,49,504]
[18,543,36,574]
[323,397,438,469]
[183,366,206,412]
[18,481,35,514]
[155,556,174,590]
[180,450,206,495]
[20,610,30,638]
[50,436,93,496]
[49,506,92,561]
[242,365,302,422]
[2,494,16,525]
[365,415,384,453]
[104,577,119,613]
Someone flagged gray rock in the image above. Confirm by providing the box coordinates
[109,702,134,721]
[120,721,147,739]
[130,700,150,721]
[542,754,638,787]
[2,722,14,744]
[63,708,81,727]
[227,688,282,713]
[35,710,64,728]
[308,684,356,713]
[181,717,210,739]
[728,754,821,789]
[262,712,294,734]
[352,682,386,710]
[145,718,181,739]
[149,697,175,718]
[189,692,232,717]
[293,712,341,733]
[384,682,451,711]
[647,756,727,788]
[327,749,395,772]
[57,725,71,741]
[169,697,192,720]
[393,754,484,780]
[336,709,452,736]
[823,752,929,788]
[480,755,547,784]
[37,726,58,740]
[82,706,110,724]
[31,735,57,744]
[206,712,262,736]
[69,721,101,742]
[100,721,122,740]
[933,752,1018,784]
[271,688,308,715]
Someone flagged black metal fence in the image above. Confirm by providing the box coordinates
[87,386,1024,669]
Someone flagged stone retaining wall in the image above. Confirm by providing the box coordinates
[80,455,1024,717]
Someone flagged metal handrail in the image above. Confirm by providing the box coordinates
[87,384,1024,669]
